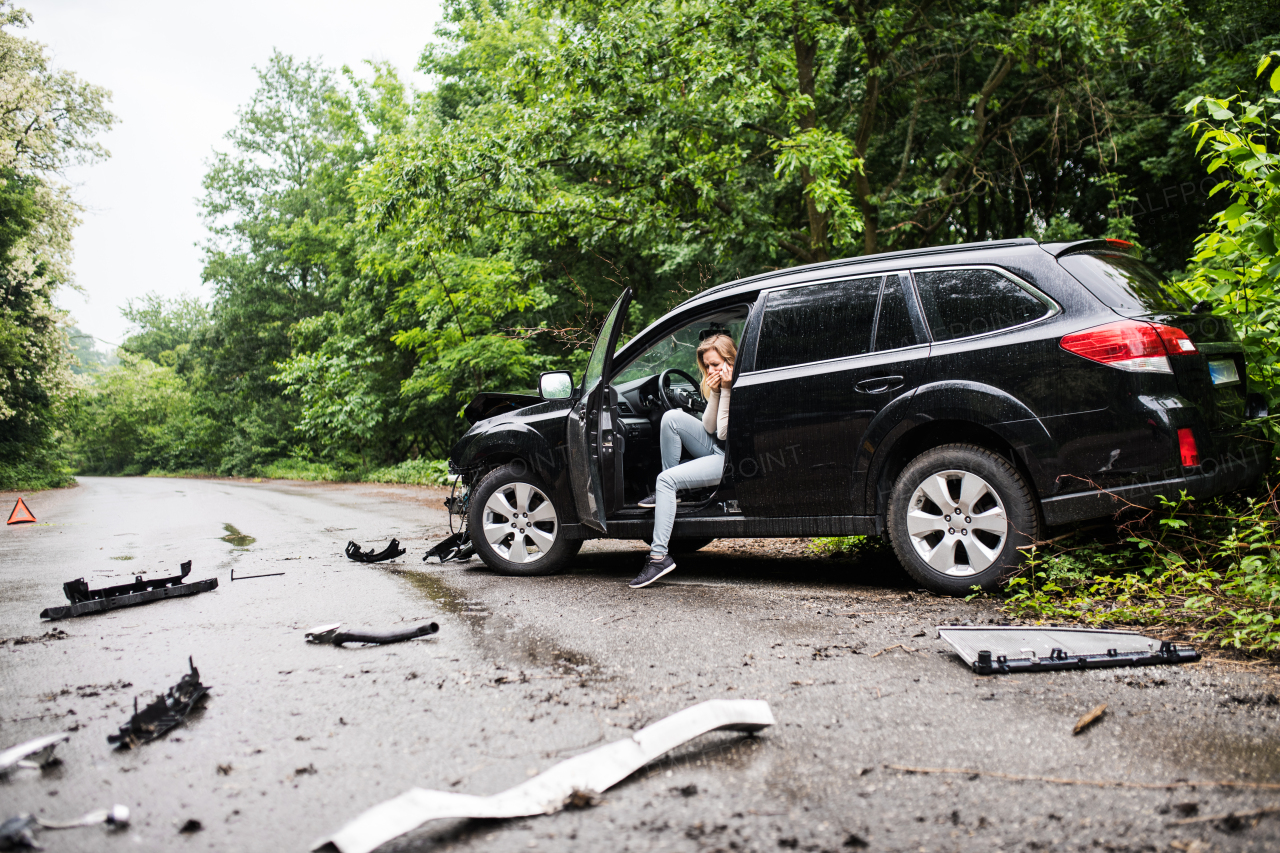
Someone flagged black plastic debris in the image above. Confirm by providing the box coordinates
[40,560,217,621]
[108,658,209,749]
[345,539,406,563]
[423,531,473,563]
[305,622,439,647]
[937,626,1200,675]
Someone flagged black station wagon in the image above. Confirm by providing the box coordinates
[442,238,1266,595]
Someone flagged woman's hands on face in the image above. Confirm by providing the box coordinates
[705,368,722,392]
[717,362,733,389]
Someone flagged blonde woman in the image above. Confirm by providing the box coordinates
[629,333,736,589]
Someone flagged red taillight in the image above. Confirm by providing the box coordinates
[1178,428,1200,467]
[1105,238,1134,249]
[1060,320,1172,373]
[1060,320,1196,372]
[1153,324,1197,354]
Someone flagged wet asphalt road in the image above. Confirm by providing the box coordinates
[1,476,1278,853]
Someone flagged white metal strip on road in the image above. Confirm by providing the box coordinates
[312,699,775,853]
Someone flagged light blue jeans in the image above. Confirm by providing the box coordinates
[650,409,724,558]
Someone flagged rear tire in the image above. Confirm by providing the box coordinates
[469,464,580,576]
[886,443,1039,595]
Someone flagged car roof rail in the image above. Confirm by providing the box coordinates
[686,238,1041,304]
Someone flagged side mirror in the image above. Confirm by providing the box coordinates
[538,370,574,400]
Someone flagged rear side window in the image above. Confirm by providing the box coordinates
[873,277,923,351]
[1059,252,1190,314]
[914,268,1051,342]
[755,276,883,370]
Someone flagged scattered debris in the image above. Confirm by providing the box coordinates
[296,764,318,777]
[108,658,209,749]
[178,819,202,834]
[423,531,473,564]
[887,764,1280,790]
[312,699,775,853]
[937,626,1200,674]
[305,622,438,647]
[6,497,36,525]
[230,567,285,581]
[0,815,38,849]
[0,805,128,849]
[0,629,69,647]
[217,764,233,775]
[345,539,406,563]
[0,733,70,777]
[1072,703,1107,735]
[40,560,217,621]
[869,644,917,658]
[674,784,698,797]
[36,804,129,830]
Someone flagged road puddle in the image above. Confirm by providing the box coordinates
[388,567,604,680]
[220,523,256,547]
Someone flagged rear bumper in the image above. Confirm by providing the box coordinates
[1041,428,1267,526]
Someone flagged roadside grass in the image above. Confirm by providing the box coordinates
[1000,489,1280,657]
[134,457,457,487]
[812,488,1280,657]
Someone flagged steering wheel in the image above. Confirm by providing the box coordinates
[658,368,706,413]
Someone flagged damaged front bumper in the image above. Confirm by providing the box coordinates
[40,560,217,621]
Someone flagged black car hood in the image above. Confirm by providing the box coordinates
[463,392,542,425]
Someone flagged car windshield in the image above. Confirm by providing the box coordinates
[611,306,750,387]
[1059,252,1191,314]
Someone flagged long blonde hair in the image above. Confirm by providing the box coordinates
[696,333,737,397]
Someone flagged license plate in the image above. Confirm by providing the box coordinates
[1208,359,1240,386]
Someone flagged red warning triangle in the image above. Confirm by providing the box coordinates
[7,497,36,525]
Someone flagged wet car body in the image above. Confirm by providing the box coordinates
[447,237,1266,591]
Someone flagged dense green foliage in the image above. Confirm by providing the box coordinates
[59,0,1280,485]
[0,2,113,490]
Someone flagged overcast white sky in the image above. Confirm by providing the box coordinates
[24,0,442,349]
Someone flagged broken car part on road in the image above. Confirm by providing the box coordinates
[423,530,474,563]
[0,805,128,850]
[305,621,439,647]
[40,560,217,621]
[938,626,1200,674]
[230,567,285,581]
[313,699,776,853]
[0,733,70,777]
[108,657,209,749]
[345,539,406,563]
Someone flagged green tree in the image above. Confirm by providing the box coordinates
[0,1,113,489]
[1183,50,1280,415]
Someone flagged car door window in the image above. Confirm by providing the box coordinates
[610,308,749,386]
[582,295,628,395]
[754,276,883,371]
[913,267,1051,342]
[873,276,923,351]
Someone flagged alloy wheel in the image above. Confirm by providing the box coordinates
[481,482,559,564]
[905,469,1009,576]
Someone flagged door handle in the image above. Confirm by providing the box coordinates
[855,375,904,394]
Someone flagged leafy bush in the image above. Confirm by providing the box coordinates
[1183,52,1280,422]
[1002,491,1280,655]
[363,458,455,487]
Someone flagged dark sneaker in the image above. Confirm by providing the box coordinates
[628,554,676,588]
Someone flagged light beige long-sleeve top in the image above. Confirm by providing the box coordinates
[702,386,731,441]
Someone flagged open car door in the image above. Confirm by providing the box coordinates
[567,289,632,533]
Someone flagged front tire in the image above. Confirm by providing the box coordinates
[469,464,581,576]
[886,443,1039,595]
